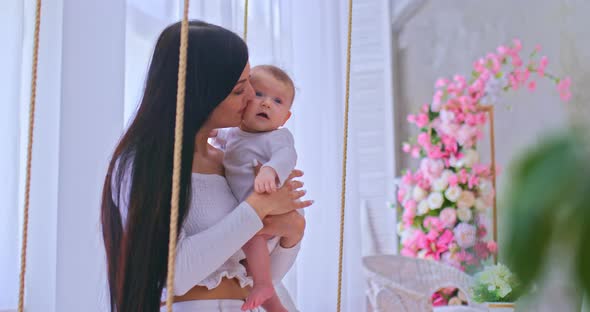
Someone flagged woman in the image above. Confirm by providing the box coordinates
[101,20,311,312]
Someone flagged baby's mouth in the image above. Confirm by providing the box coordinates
[256,112,269,119]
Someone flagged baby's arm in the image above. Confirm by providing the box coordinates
[255,128,297,193]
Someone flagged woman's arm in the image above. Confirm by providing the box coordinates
[259,210,306,282]
[173,201,263,295]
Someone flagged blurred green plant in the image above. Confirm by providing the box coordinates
[504,126,590,299]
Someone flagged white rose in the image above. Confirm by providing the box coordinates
[449,297,463,306]
[445,185,462,202]
[441,169,454,180]
[417,200,430,216]
[400,228,415,244]
[412,186,428,201]
[474,197,490,212]
[463,149,480,168]
[427,192,444,210]
[457,207,473,222]
[432,177,449,192]
[440,110,455,123]
[479,179,493,196]
[457,190,476,209]
[449,155,463,169]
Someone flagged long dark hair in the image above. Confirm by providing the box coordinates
[100,20,248,312]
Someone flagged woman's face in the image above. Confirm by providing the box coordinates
[206,62,254,129]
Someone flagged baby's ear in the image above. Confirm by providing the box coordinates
[281,111,292,126]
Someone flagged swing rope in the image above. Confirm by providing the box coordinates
[18,0,42,311]
[337,0,353,311]
[164,0,190,310]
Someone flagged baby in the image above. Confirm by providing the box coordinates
[214,65,298,312]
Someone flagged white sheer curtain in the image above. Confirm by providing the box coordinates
[0,0,24,309]
[124,1,364,311]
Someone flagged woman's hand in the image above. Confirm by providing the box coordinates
[246,164,313,219]
[259,211,305,248]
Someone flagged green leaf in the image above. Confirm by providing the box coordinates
[504,132,585,291]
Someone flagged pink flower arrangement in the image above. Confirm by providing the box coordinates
[397,39,571,306]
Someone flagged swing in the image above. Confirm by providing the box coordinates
[17,0,354,311]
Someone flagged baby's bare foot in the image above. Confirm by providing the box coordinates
[241,284,275,311]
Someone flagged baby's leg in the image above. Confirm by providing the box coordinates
[241,235,276,311]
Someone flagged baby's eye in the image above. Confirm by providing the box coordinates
[255,91,263,97]
[274,98,282,104]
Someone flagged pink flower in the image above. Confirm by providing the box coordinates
[432,293,448,307]
[420,158,445,180]
[401,230,424,257]
[560,92,572,102]
[402,171,414,185]
[417,229,454,260]
[528,81,537,91]
[411,146,421,158]
[401,248,416,257]
[509,74,519,90]
[421,104,430,113]
[402,143,411,153]
[456,250,478,266]
[427,146,445,159]
[487,241,498,254]
[454,223,477,249]
[474,241,490,259]
[403,206,416,226]
[448,174,459,187]
[538,56,548,77]
[440,208,457,228]
[416,113,430,127]
[404,199,417,210]
[467,174,479,189]
[417,132,432,148]
[436,78,449,88]
[442,252,462,270]
[496,45,509,56]
[457,125,475,146]
[458,169,469,184]
[423,216,444,232]
[512,55,523,68]
[558,77,572,102]
[407,114,416,123]
[513,38,523,53]
[519,69,530,83]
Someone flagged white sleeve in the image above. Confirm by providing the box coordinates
[268,209,304,283]
[173,201,263,295]
[269,241,301,283]
[263,128,297,187]
[113,159,264,296]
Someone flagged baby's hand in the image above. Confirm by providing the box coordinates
[255,166,278,193]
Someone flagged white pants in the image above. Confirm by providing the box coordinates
[160,300,264,312]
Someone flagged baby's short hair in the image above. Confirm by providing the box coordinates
[252,65,296,102]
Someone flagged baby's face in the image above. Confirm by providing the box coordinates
[240,69,293,133]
